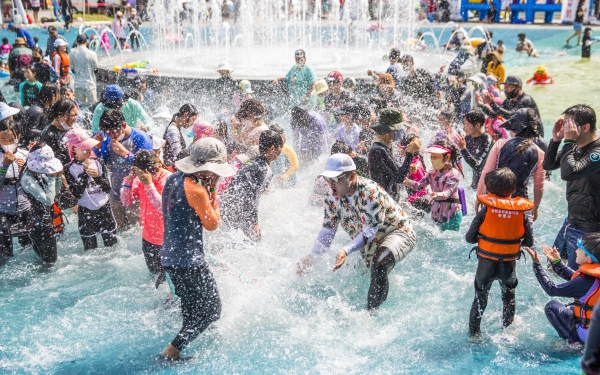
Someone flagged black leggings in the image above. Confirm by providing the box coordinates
[30,221,57,265]
[142,239,163,274]
[469,257,518,335]
[367,246,396,310]
[82,233,118,251]
[164,263,221,351]
[0,211,32,263]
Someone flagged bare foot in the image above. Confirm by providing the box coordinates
[160,344,181,360]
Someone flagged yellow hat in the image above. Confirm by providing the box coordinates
[536,65,546,72]
[313,79,329,95]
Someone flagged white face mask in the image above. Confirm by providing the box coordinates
[60,120,72,131]
[2,141,17,153]
[242,119,253,128]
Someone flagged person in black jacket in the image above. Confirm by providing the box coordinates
[475,75,544,137]
[41,99,78,166]
[543,104,600,270]
[24,83,59,147]
[368,108,421,201]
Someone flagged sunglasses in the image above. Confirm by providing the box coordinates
[324,173,347,183]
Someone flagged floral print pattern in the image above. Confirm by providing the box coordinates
[323,176,411,259]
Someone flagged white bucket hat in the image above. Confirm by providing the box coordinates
[175,137,235,177]
[319,153,356,178]
[0,103,20,122]
[217,63,233,73]
[27,145,63,174]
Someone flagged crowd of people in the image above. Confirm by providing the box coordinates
[0,25,600,372]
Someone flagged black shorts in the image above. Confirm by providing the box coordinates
[32,6,40,11]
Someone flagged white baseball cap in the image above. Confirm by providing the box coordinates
[54,38,68,48]
[0,103,20,121]
[319,153,356,178]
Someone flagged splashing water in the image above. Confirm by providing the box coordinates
[1,35,599,374]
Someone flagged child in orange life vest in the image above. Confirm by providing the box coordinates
[466,167,534,336]
[524,233,600,344]
[403,140,463,231]
[526,66,553,85]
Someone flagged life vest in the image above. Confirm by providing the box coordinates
[571,264,600,328]
[476,194,534,261]
[533,72,548,82]
[51,51,70,78]
[52,203,65,234]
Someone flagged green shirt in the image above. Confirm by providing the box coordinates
[91,98,153,133]
[285,64,316,108]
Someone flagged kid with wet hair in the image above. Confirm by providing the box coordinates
[121,150,172,275]
[19,65,42,107]
[163,103,198,168]
[269,124,299,187]
[466,167,534,336]
[526,233,600,344]
[404,140,464,231]
[64,129,117,250]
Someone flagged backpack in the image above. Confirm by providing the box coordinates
[15,53,32,74]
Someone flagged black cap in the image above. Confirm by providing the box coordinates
[76,34,87,44]
[501,75,523,85]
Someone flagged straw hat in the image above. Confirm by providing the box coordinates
[313,79,328,95]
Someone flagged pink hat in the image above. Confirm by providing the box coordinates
[192,121,214,140]
[64,129,99,160]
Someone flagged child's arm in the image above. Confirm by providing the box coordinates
[120,176,140,206]
[434,170,459,200]
[93,161,112,194]
[280,145,299,181]
[64,167,88,199]
[476,139,504,196]
[405,172,430,191]
[18,81,25,106]
[533,262,594,298]
[465,206,486,244]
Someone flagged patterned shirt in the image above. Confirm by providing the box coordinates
[322,176,411,259]
[407,168,462,223]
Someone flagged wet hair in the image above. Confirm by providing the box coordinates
[99,109,126,131]
[258,130,283,155]
[60,85,73,96]
[23,65,36,76]
[269,124,285,137]
[562,104,597,132]
[0,117,21,139]
[464,109,485,128]
[518,33,526,39]
[123,90,143,102]
[439,110,454,120]
[236,98,265,120]
[290,106,311,129]
[352,101,372,122]
[226,141,247,156]
[497,39,504,45]
[171,103,198,124]
[369,97,387,113]
[331,140,352,155]
[32,46,43,55]
[212,118,228,140]
[486,30,493,39]
[133,149,163,173]
[38,83,60,105]
[433,140,463,176]
[484,167,516,197]
[1,38,7,44]
[49,99,77,122]
[582,233,600,261]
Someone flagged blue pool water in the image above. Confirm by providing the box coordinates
[0,23,599,374]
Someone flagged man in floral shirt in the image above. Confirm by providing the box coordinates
[297,153,416,309]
